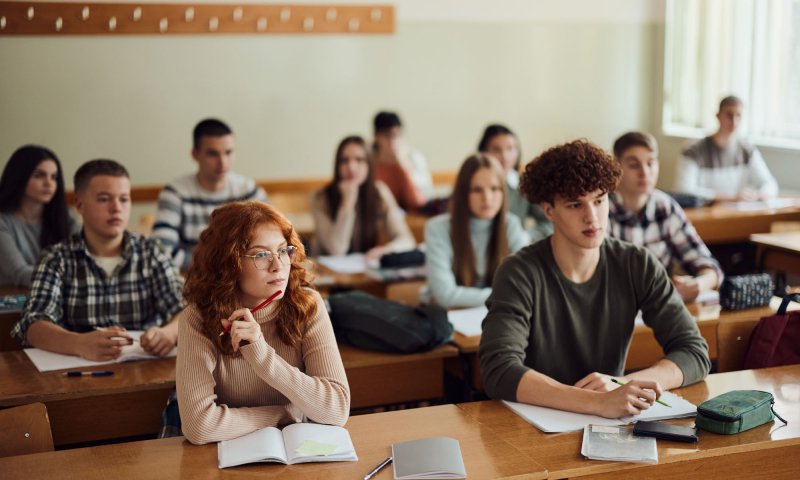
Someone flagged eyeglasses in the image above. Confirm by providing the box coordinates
[241,245,297,270]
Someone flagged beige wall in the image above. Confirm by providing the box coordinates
[1,1,793,200]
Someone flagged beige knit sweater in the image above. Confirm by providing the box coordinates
[176,290,350,445]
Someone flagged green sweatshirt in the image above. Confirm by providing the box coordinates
[479,236,710,402]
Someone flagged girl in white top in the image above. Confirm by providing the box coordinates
[0,145,76,287]
[424,154,529,308]
[310,135,416,260]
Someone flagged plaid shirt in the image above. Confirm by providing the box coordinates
[608,190,723,281]
[11,231,185,345]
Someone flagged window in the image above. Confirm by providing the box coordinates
[663,0,800,147]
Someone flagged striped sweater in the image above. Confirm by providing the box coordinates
[152,173,267,270]
[176,290,350,445]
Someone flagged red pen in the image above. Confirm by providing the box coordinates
[219,290,282,337]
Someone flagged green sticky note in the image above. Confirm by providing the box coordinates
[295,439,339,456]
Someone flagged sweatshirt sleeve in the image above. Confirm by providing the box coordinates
[637,249,711,386]
[176,307,299,445]
[478,253,537,401]
[239,293,350,426]
[424,216,490,309]
[310,188,356,256]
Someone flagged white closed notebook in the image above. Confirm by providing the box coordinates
[503,390,696,433]
[24,330,176,372]
[217,423,357,469]
[392,436,466,479]
[581,424,657,464]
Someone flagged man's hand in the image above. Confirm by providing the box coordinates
[141,326,177,356]
[74,327,131,361]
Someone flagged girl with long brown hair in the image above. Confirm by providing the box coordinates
[310,135,416,260]
[423,154,530,308]
[176,201,350,445]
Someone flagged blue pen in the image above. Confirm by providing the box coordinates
[65,371,115,377]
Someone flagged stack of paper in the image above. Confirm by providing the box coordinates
[581,424,657,464]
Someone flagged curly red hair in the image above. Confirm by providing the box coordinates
[519,139,621,204]
[183,201,316,354]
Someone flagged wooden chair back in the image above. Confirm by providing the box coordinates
[0,403,54,457]
[716,318,761,373]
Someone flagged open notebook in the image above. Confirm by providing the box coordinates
[218,423,357,468]
[24,330,177,372]
[503,390,696,433]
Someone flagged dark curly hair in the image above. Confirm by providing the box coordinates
[519,139,621,204]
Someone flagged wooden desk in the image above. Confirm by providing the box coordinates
[752,231,800,277]
[458,364,800,479]
[0,404,547,480]
[0,351,175,447]
[341,343,459,409]
[686,202,800,244]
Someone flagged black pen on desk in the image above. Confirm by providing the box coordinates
[64,371,114,377]
[363,456,392,480]
[611,378,671,407]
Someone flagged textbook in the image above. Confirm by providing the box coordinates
[217,423,357,468]
[581,424,658,464]
[503,390,696,433]
[24,330,177,372]
[392,436,466,479]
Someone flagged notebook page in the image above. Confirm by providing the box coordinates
[218,426,286,468]
[23,330,176,372]
[283,423,357,463]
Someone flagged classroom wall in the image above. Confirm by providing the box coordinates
[1,0,794,201]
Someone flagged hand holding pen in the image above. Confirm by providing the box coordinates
[220,290,282,352]
[74,326,132,362]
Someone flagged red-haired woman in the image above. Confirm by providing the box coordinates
[176,201,350,445]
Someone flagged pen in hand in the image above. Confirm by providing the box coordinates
[611,378,671,407]
[363,456,393,480]
[65,371,115,377]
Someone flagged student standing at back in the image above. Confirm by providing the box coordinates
[310,136,415,259]
[676,95,778,201]
[480,140,710,419]
[424,154,529,309]
[608,131,723,302]
[153,119,268,270]
[0,145,78,287]
[12,159,184,360]
[478,124,552,241]
[372,111,435,212]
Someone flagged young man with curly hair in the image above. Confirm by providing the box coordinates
[479,139,710,419]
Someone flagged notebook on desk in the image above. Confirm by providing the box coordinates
[392,436,466,479]
[218,423,357,468]
[503,390,696,433]
[23,330,177,372]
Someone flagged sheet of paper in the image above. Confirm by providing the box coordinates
[503,390,696,433]
[295,440,339,456]
[447,306,488,337]
[316,254,367,274]
[23,330,176,372]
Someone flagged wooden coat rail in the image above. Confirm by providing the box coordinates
[0,2,394,35]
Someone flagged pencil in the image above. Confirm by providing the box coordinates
[219,290,283,337]
[611,378,671,407]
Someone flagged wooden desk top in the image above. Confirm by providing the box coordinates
[0,404,547,480]
[457,365,800,479]
[686,201,800,244]
[751,231,800,253]
[0,350,176,407]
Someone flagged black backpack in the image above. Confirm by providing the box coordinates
[328,291,453,353]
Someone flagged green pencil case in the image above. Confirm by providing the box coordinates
[696,390,787,435]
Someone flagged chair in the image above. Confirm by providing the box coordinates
[716,318,761,373]
[0,403,54,457]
